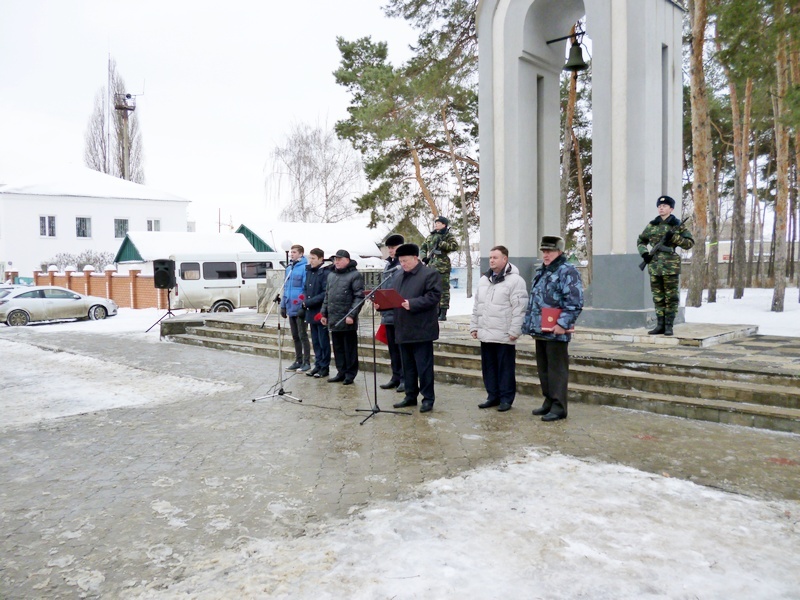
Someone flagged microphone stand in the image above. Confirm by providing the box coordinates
[252,292,303,404]
[334,267,410,424]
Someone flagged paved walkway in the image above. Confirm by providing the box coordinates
[1,325,799,598]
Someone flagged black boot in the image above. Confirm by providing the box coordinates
[438,308,447,322]
[648,316,665,335]
[664,315,675,336]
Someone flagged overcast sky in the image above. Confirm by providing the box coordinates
[0,0,417,232]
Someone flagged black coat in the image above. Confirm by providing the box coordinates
[392,261,442,344]
[321,259,364,332]
[303,262,331,320]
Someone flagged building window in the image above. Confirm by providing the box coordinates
[76,217,92,238]
[147,219,161,232]
[114,219,129,238]
[40,216,56,237]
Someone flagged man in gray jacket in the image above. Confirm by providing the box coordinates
[470,245,528,412]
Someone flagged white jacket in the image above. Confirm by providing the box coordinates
[469,262,528,345]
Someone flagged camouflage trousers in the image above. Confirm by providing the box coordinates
[436,268,451,310]
[649,273,680,318]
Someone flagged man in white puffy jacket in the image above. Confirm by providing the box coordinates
[469,245,529,412]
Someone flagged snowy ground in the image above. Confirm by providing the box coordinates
[2,291,799,598]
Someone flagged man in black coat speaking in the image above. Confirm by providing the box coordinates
[386,243,442,413]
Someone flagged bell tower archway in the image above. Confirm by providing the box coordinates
[477,0,685,328]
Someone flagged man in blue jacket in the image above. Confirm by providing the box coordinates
[280,244,310,372]
[302,248,331,378]
[521,236,583,421]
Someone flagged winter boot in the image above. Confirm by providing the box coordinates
[664,315,675,336]
[438,308,447,322]
[648,316,665,335]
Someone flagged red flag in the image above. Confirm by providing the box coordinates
[375,323,388,344]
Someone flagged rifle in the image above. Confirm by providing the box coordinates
[422,237,441,265]
[639,216,691,271]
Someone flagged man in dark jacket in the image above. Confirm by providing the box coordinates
[280,244,310,372]
[378,234,405,391]
[320,249,364,385]
[389,243,442,413]
[302,248,331,378]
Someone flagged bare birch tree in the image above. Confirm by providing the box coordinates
[270,122,362,223]
[83,58,145,183]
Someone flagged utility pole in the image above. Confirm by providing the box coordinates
[114,93,136,180]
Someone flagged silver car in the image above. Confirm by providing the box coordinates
[0,286,118,326]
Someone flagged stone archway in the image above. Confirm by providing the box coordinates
[478,0,685,328]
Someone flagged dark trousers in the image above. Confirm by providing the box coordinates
[289,315,310,363]
[534,339,570,416]
[331,330,359,380]
[309,321,330,369]
[480,342,517,405]
[385,324,403,382]
[399,341,435,403]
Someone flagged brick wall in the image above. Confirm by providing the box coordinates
[30,268,168,309]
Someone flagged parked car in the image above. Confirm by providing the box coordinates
[0,286,118,326]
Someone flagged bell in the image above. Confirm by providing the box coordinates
[564,42,588,72]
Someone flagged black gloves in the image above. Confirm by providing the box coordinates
[280,308,288,318]
[422,257,430,265]
[640,252,653,264]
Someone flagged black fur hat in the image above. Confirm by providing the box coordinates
[656,195,676,209]
[434,215,449,226]
[385,234,405,247]
[395,243,420,257]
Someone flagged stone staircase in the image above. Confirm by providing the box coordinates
[165,316,800,434]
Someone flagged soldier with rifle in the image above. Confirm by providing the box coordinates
[420,216,459,321]
[637,195,695,336]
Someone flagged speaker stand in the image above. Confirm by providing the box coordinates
[146,288,176,333]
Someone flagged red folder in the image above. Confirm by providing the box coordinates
[375,323,389,345]
[373,288,405,309]
[541,307,575,333]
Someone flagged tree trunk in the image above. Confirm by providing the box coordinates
[772,14,790,312]
[708,159,721,302]
[441,104,474,298]
[560,60,578,241]
[405,137,438,216]
[572,129,592,284]
[687,0,712,307]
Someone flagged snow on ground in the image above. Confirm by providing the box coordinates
[130,449,800,600]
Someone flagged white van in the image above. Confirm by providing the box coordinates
[170,251,286,312]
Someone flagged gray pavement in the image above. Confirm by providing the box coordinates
[1,327,799,598]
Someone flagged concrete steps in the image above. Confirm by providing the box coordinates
[167,319,800,434]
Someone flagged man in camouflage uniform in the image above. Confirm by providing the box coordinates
[421,215,459,321]
[637,195,695,336]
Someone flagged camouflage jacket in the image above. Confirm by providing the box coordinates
[521,254,584,342]
[636,214,695,276]
[420,227,459,272]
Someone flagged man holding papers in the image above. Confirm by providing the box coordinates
[378,243,442,414]
[521,236,584,422]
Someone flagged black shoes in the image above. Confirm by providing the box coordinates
[285,360,302,371]
[531,406,551,416]
[314,367,329,379]
[541,412,566,422]
[343,379,355,386]
[648,316,666,335]
[306,365,320,377]
[438,308,447,321]
[380,379,400,390]
[396,383,405,393]
[497,403,512,412]
[664,317,675,336]
[420,400,434,413]
[327,373,345,383]
[478,399,500,409]
[393,398,418,408]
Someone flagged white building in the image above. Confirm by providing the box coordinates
[0,167,190,278]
